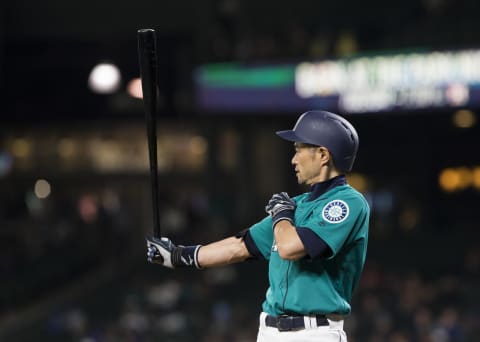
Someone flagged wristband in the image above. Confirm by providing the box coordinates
[172,245,202,269]
[272,210,294,229]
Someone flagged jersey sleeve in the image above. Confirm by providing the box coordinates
[295,227,332,259]
[307,196,368,258]
[247,215,274,260]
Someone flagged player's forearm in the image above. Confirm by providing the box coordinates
[197,236,251,268]
[274,221,307,260]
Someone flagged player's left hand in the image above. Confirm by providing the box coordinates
[147,236,174,268]
[265,192,296,228]
[146,236,202,269]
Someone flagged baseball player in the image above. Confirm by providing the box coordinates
[147,110,370,341]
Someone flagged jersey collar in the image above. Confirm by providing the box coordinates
[308,175,347,201]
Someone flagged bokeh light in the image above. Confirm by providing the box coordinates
[57,138,77,158]
[127,78,143,99]
[347,173,368,192]
[11,138,32,158]
[452,109,476,128]
[189,136,208,156]
[88,63,122,94]
[439,168,461,192]
[472,167,480,189]
[34,179,51,199]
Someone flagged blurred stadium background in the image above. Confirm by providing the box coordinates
[1,1,479,341]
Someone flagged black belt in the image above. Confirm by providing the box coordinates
[265,314,329,331]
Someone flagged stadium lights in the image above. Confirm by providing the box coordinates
[473,167,480,190]
[34,179,51,199]
[11,138,32,158]
[439,166,480,192]
[346,173,368,192]
[88,62,122,94]
[127,77,143,99]
[452,109,476,128]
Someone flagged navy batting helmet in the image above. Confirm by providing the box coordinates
[276,110,359,172]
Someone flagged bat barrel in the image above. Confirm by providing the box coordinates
[137,28,162,238]
[137,29,157,111]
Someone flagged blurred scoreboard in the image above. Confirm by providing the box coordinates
[194,49,480,114]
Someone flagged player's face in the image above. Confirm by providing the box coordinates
[291,143,327,185]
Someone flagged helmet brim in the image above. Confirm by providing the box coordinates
[276,130,301,141]
[276,130,316,145]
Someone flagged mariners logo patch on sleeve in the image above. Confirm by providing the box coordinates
[322,200,349,223]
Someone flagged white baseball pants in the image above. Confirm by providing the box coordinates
[256,312,347,342]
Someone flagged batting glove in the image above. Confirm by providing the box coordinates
[265,192,296,229]
[146,237,202,269]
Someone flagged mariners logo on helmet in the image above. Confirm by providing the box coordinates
[322,200,349,224]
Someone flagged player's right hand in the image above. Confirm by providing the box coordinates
[265,192,296,228]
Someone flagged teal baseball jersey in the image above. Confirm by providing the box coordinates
[249,184,370,316]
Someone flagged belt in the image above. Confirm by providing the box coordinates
[265,314,329,331]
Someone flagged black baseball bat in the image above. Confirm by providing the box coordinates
[137,28,161,238]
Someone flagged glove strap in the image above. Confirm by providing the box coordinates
[172,245,202,269]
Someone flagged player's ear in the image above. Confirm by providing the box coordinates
[316,147,330,162]
[320,147,341,171]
